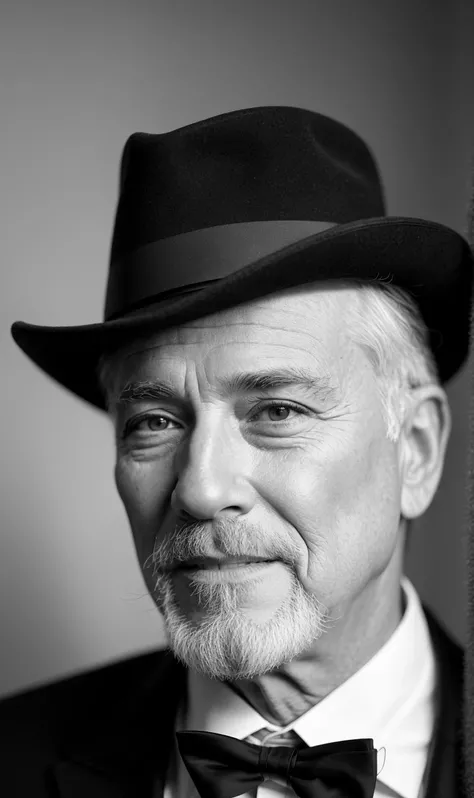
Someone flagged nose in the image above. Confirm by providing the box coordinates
[170,413,256,520]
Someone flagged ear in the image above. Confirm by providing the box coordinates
[399,385,451,519]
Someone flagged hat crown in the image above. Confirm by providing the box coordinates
[10,105,473,410]
[110,106,386,266]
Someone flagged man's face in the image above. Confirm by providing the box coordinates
[111,285,404,678]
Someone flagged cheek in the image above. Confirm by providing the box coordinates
[264,433,402,600]
[115,457,174,561]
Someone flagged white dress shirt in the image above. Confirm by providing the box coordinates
[163,577,437,798]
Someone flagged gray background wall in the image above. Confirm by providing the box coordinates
[2,0,473,698]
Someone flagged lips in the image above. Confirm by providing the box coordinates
[179,557,274,570]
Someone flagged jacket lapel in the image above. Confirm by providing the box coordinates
[51,649,186,798]
[422,608,464,798]
[49,609,466,798]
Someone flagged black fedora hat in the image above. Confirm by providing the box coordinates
[10,105,474,409]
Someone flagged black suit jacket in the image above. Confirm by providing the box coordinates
[0,608,465,798]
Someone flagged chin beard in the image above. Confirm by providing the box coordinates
[152,568,330,680]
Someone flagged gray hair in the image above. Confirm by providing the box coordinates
[347,280,439,441]
[97,281,440,442]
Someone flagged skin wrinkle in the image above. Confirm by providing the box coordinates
[116,368,340,413]
[105,302,342,409]
[112,357,346,424]
[108,284,450,727]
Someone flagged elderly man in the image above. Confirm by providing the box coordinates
[4,107,473,798]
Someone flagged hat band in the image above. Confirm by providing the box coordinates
[104,220,337,320]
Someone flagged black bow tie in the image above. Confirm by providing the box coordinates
[176,730,377,798]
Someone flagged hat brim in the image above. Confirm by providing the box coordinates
[11,216,474,410]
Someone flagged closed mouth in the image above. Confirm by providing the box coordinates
[178,558,275,570]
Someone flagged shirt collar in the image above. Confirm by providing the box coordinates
[184,577,436,798]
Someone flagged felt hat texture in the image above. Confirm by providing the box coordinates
[10,106,474,409]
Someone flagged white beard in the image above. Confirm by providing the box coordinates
[152,565,330,680]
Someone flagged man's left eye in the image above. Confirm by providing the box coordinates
[251,402,308,422]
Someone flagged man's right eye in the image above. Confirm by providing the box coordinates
[122,413,181,438]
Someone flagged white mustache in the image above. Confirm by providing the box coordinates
[146,517,299,574]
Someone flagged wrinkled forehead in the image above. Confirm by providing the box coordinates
[100,284,368,411]
[118,282,357,363]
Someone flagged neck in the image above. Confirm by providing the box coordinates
[229,569,405,727]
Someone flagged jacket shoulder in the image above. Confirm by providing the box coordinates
[423,605,464,678]
[0,647,176,748]
[1,646,172,705]
[422,605,465,797]
[0,648,181,796]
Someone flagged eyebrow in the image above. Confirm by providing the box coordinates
[114,365,340,407]
[217,367,339,399]
[114,366,340,408]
